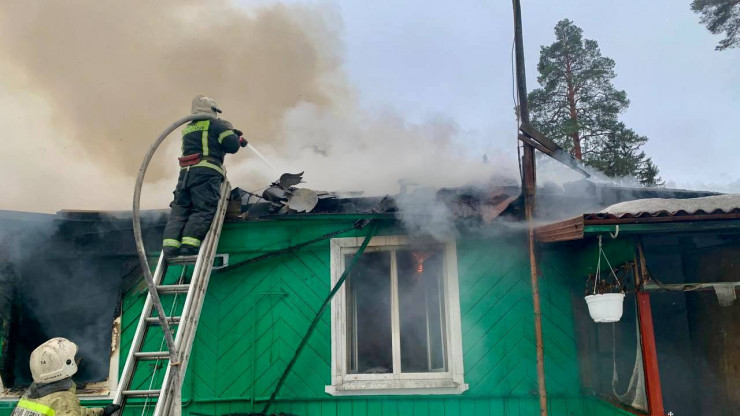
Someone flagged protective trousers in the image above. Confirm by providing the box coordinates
[162,169,223,253]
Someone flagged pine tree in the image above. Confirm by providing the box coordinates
[691,0,740,51]
[528,19,662,186]
[586,123,664,187]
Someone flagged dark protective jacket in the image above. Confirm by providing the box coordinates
[181,118,241,176]
[12,378,103,416]
[161,117,242,250]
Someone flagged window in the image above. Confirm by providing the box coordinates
[326,236,467,395]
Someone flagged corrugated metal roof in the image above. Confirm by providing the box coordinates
[536,194,740,243]
[590,194,740,219]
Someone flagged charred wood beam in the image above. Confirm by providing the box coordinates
[519,122,559,153]
[518,134,550,156]
[518,122,592,178]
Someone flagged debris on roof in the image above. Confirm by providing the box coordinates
[436,185,520,223]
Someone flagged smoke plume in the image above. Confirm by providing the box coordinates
[0,0,515,212]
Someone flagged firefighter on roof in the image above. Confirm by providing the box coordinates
[162,95,247,258]
[12,338,120,416]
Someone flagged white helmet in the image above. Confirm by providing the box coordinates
[191,95,222,117]
[30,338,78,383]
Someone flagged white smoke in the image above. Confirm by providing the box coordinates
[229,102,518,197]
[0,0,518,213]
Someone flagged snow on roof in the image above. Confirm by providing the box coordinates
[599,194,740,217]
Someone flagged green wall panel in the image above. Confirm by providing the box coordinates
[109,220,634,416]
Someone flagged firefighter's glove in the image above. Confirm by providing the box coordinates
[102,404,121,416]
[239,137,248,148]
[233,129,244,136]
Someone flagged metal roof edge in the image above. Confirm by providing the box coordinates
[229,213,396,223]
[535,216,585,243]
[537,212,740,243]
[0,210,57,222]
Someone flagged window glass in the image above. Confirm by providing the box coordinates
[346,252,392,374]
[398,249,447,373]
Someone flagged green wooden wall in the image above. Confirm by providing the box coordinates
[111,219,632,415]
[0,219,632,415]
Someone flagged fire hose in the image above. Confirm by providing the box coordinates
[131,114,217,359]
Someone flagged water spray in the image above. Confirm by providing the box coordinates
[246,143,281,176]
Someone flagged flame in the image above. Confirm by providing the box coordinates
[411,252,432,275]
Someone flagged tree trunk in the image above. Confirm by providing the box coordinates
[565,58,582,159]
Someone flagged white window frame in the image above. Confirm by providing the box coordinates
[326,235,468,396]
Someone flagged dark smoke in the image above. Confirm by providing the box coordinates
[0,0,341,180]
[0,211,166,387]
[0,0,517,212]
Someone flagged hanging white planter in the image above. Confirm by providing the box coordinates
[585,235,626,323]
[585,293,625,323]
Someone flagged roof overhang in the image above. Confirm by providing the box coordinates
[536,212,740,243]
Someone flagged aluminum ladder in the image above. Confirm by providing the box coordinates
[114,180,231,416]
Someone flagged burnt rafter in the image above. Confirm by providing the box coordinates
[518,122,591,178]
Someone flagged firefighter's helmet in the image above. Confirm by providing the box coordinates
[191,95,222,117]
[29,338,79,383]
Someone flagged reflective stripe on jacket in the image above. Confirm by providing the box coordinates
[13,385,103,416]
[13,398,55,416]
[181,118,241,175]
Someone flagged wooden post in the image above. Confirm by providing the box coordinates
[635,241,665,416]
[512,0,548,414]
[636,293,665,416]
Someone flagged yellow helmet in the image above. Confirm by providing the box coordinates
[29,338,78,383]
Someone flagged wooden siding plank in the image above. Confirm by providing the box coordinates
[336,400,352,416]
[549,397,569,416]
[381,399,398,416]
[413,400,429,416]
[352,399,368,416]
[461,268,523,336]
[473,398,490,415]
[367,400,383,416]
[397,399,414,416]
[321,400,337,416]
[458,399,475,416]
[305,401,322,416]
[518,398,538,415]
[427,399,444,416]
[459,254,518,305]
[290,400,307,415]
[568,397,587,416]
[489,398,505,415]
[442,398,460,416]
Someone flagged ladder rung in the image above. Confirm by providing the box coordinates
[167,255,198,265]
[122,389,161,397]
[117,182,230,414]
[145,316,181,325]
[134,351,170,360]
[156,284,190,294]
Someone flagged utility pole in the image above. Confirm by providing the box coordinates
[512,0,548,415]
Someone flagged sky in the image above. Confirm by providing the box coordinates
[0,0,737,212]
[329,0,739,189]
